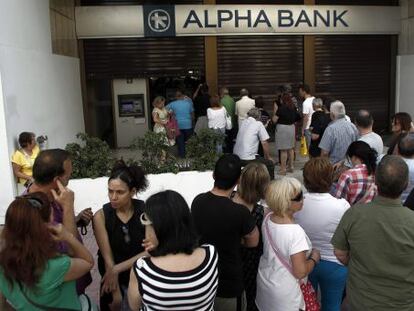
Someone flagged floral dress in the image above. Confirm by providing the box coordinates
[153,107,174,145]
[153,107,168,134]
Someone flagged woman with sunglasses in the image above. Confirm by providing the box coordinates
[128,190,218,311]
[93,160,148,311]
[0,192,95,310]
[256,177,320,311]
[295,158,350,310]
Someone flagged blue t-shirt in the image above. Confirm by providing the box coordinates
[166,99,194,130]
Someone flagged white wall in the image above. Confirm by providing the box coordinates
[0,0,85,223]
[69,171,214,214]
[396,55,414,115]
[0,73,15,222]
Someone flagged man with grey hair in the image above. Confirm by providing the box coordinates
[235,88,255,127]
[309,97,330,157]
[332,155,414,310]
[234,107,275,179]
[319,100,358,164]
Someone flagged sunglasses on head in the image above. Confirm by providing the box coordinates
[140,213,152,226]
[19,195,44,209]
[291,191,304,202]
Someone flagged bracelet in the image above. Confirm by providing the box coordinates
[308,257,317,265]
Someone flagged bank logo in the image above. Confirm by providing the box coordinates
[148,9,170,32]
[144,5,176,37]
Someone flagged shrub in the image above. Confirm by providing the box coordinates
[65,133,113,178]
[186,129,225,171]
[130,131,179,174]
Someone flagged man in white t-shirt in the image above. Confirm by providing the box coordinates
[355,110,384,156]
[299,84,315,147]
[233,107,275,179]
[235,88,255,127]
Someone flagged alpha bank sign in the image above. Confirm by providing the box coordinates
[75,5,400,38]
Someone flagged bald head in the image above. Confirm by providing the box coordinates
[355,109,373,129]
[398,133,414,158]
[376,155,408,199]
[240,88,249,97]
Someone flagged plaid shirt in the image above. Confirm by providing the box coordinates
[334,164,377,205]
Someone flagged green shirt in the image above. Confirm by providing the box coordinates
[220,95,236,125]
[331,196,414,311]
[0,255,80,310]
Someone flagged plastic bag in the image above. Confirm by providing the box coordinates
[300,135,308,157]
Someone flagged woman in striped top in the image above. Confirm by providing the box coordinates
[128,190,218,311]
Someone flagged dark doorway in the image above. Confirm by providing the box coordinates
[86,79,115,148]
[147,75,203,129]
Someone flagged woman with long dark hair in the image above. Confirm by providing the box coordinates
[388,112,414,155]
[334,141,378,205]
[273,94,301,175]
[93,160,148,310]
[128,190,218,310]
[0,192,94,310]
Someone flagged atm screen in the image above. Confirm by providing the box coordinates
[118,94,145,117]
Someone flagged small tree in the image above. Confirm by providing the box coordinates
[65,133,113,178]
[186,129,225,171]
[131,132,179,174]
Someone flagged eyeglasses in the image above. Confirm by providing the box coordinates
[140,213,153,226]
[121,225,131,244]
[291,191,304,202]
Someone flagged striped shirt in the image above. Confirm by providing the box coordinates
[134,244,218,311]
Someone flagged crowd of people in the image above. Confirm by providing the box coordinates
[4,84,414,311]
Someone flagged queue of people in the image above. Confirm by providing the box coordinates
[7,84,414,310]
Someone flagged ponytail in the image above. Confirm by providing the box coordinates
[109,160,148,192]
[347,141,378,175]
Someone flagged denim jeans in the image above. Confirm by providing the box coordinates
[308,260,348,311]
[176,128,193,158]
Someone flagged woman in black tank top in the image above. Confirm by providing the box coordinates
[93,160,148,311]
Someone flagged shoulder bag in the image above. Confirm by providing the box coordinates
[264,213,320,311]
[225,111,233,130]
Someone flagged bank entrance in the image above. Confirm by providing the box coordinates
[79,0,398,148]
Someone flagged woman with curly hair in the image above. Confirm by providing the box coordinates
[93,160,149,310]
